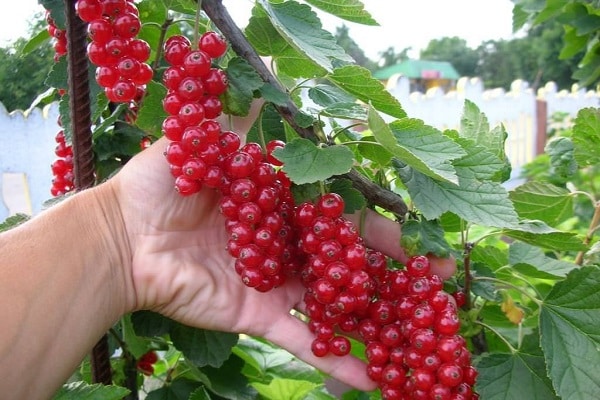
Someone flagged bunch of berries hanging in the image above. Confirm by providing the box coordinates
[294,193,479,399]
[45,10,67,61]
[50,126,74,197]
[75,0,153,102]
[43,5,74,197]
[161,32,303,291]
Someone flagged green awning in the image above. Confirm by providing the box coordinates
[373,60,460,80]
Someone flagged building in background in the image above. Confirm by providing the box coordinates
[373,60,460,93]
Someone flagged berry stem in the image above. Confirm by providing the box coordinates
[575,200,600,265]
[256,101,269,154]
[193,0,203,50]
[153,17,175,71]
[474,320,517,353]
[472,276,543,306]
[463,242,473,310]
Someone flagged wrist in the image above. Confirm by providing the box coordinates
[92,179,137,313]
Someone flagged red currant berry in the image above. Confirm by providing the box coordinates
[266,139,285,166]
[317,193,345,218]
[311,338,329,357]
[437,363,463,388]
[199,31,228,58]
[329,336,351,356]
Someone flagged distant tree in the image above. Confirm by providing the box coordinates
[334,24,377,70]
[377,46,411,68]
[475,20,581,91]
[419,36,478,77]
[0,15,54,112]
[527,19,582,90]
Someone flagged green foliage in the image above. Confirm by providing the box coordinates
[514,0,598,87]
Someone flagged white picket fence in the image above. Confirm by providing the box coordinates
[1,77,599,221]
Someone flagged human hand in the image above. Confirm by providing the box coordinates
[108,123,456,392]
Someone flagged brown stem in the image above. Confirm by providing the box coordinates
[200,0,408,216]
[575,201,600,265]
[108,329,138,400]
[463,242,474,310]
[65,0,111,385]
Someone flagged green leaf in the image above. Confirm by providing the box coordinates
[328,65,406,119]
[308,83,356,107]
[502,220,587,251]
[52,382,129,400]
[21,28,50,56]
[321,102,367,120]
[475,351,558,399]
[170,323,238,368]
[40,0,66,29]
[259,83,290,106]
[234,336,295,373]
[540,266,600,400]
[188,387,211,400]
[131,310,173,337]
[356,136,393,166]
[399,219,451,258]
[136,81,168,135]
[0,213,30,232]
[329,179,367,214]
[572,107,600,167]
[267,359,324,384]
[258,0,353,72]
[223,57,264,116]
[121,314,152,358]
[545,136,578,180]
[509,242,577,279]
[146,378,201,400]
[393,160,519,228]
[471,245,509,271]
[245,4,324,78]
[251,378,320,400]
[449,135,507,182]
[247,104,286,145]
[302,0,378,25]
[369,107,463,184]
[276,138,354,184]
[460,100,510,165]
[509,181,573,227]
[200,354,258,400]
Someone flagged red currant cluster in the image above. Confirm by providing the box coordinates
[75,0,153,103]
[359,257,478,400]
[136,350,158,376]
[219,141,301,291]
[46,11,67,61]
[51,127,74,196]
[291,194,478,399]
[161,33,305,290]
[160,31,229,194]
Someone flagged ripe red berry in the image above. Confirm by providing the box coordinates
[199,31,228,58]
[329,336,351,356]
[317,192,345,218]
[266,139,285,166]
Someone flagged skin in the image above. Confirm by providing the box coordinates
[0,109,456,399]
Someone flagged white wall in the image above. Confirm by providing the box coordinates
[0,102,60,220]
